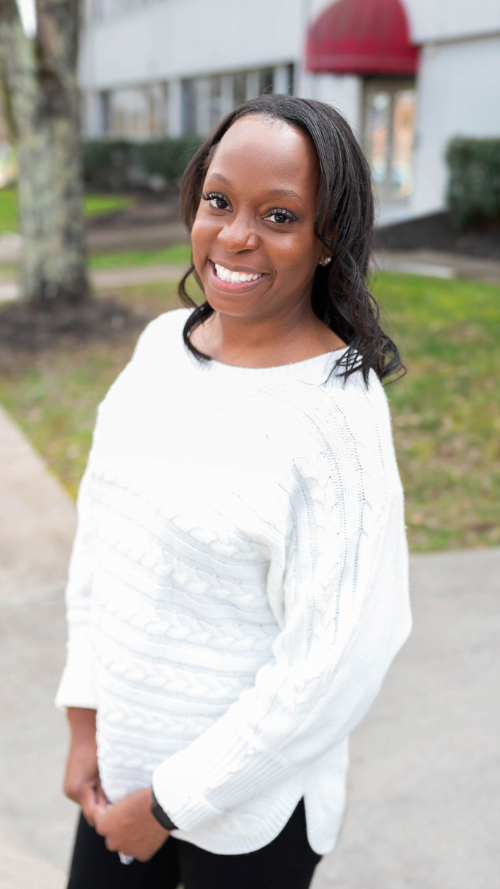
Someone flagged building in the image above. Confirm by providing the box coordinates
[78,0,500,223]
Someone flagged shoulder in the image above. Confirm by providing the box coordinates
[132,307,193,362]
[94,308,192,429]
[279,364,399,496]
[280,360,391,452]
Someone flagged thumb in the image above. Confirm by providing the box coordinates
[81,786,97,828]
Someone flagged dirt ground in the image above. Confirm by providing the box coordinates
[0,297,146,372]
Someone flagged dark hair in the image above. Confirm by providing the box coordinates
[178,94,403,383]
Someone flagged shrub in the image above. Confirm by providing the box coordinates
[446,138,500,228]
[82,136,203,191]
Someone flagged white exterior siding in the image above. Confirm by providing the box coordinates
[79,0,302,89]
[405,0,500,43]
[308,74,363,137]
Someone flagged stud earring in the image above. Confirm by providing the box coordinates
[318,257,332,266]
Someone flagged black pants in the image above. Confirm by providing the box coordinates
[67,799,321,889]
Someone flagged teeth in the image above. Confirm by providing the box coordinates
[214,263,263,283]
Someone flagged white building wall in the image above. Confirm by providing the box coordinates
[309,74,362,138]
[79,0,303,89]
[412,32,500,216]
[404,0,500,44]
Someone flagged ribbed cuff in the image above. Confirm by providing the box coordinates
[152,716,296,833]
[54,632,98,711]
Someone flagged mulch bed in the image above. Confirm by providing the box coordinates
[88,192,181,229]
[0,296,146,372]
[376,211,500,260]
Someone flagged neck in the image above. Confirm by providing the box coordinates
[193,300,345,369]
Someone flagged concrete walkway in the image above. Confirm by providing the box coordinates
[0,264,186,303]
[373,248,500,284]
[0,403,498,887]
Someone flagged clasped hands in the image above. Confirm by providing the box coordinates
[93,787,170,862]
[64,708,169,862]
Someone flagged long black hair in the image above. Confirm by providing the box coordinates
[178,94,403,383]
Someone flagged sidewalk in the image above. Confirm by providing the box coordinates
[0,403,498,887]
[0,264,186,303]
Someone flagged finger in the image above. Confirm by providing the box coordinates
[81,789,97,828]
[81,807,95,828]
[93,809,109,835]
[94,798,108,817]
[95,779,109,808]
[104,836,120,853]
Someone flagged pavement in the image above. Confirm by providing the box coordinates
[0,264,186,303]
[373,248,500,285]
[0,402,499,888]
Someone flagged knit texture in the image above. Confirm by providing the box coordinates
[56,307,411,855]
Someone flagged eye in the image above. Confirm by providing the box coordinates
[265,208,297,225]
[202,191,230,211]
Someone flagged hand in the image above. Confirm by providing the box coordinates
[63,707,108,827]
[94,788,170,863]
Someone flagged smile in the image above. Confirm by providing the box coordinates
[214,263,264,283]
[208,260,268,294]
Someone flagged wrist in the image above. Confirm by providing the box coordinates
[67,706,96,731]
[150,788,178,832]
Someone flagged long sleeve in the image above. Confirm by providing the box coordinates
[152,431,412,832]
[55,456,99,710]
[55,323,157,711]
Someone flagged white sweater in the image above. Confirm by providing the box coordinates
[56,307,411,855]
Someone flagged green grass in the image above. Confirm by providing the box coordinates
[372,272,500,551]
[83,194,134,218]
[0,244,191,278]
[0,272,499,552]
[89,244,192,269]
[0,187,133,234]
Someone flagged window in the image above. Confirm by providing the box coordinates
[103,85,168,139]
[363,79,416,202]
[98,91,110,137]
[208,77,222,130]
[181,79,197,136]
[233,73,247,107]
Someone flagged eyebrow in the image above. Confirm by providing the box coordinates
[208,172,303,202]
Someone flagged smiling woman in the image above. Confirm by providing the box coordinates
[179,95,403,379]
[58,95,411,889]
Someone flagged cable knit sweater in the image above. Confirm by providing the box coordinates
[56,307,411,855]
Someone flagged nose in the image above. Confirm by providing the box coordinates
[217,212,259,253]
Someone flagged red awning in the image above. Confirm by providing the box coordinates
[306,0,418,76]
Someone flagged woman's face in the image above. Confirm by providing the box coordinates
[191,115,325,323]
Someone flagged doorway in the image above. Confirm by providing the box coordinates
[363,78,416,203]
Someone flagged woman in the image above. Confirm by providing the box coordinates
[57,94,411,889]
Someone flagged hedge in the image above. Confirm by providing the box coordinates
[446,137,500,228]
[82,136,204,191]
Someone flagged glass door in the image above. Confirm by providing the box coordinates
[363,79,416,202]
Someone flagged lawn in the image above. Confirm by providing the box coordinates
[89,244,192,269]
[0,244,191,280]
[0,186,134,234]
[0,271,498,553]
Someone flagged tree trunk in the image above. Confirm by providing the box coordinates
[0,0,89,307]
